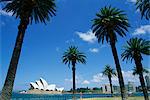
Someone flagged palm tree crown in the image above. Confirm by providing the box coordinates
[92,6,130,44]
[121,37,150,62]
[136,0,150,20]
[62,46,86,67]
[102,65,116,77]
[3,0,56,23]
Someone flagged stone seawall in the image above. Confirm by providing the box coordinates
[25,89,62,94]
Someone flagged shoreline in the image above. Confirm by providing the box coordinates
[20,89,63,94]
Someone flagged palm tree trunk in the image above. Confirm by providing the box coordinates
[139,73,149,100]
[0,18,29,100]
[134,56,149,100]
[110,41,126,100]
[108,76,113,94]
[72,62,76,94]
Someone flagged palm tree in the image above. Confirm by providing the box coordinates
[0,0,56,99]
[102,65,116,94]
[62,46,86,94]
[136,0,150,20]
[92,6,130,100]
[121,37,150,100]
[133,67,149,75]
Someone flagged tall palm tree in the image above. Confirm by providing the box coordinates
[92,6,130,100]
[121,37,150,100]
[102,65,116,94]
[136,0,150,20]
[62,46,86,94]
[0,0,56,99]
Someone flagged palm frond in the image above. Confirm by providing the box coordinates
[62,46,86,68]
[2,0,56,24]
[121,37,150,62]
[102,65,116,77]
[136,0,150,20]
[92,6,130,44]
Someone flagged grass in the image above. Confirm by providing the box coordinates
[82,96,150,100]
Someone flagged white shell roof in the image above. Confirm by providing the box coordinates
[29,78,64,91]
[46,84,56,91]
[36,80,44,90]
[30,82,39,89]
[40,78,48,90]
[56,87,64,91]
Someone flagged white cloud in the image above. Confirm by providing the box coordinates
[82,80,90,85]
[91,70,143,86]
[0,10,13,16]
[76,30,96,43]
[122,71,139,83]
[91,73,105,83]
[133,25,150,35]
[89,48,99,53]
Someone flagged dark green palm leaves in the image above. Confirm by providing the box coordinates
[136,0,150,20]
[122,37,150,62]
[92,6,130,43]
[62,46,86,67]
[132,67,149,75]
[3,0,56,23]
[102,65,116,77]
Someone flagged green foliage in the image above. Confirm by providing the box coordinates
[102,65,116,77]
[62,46,86,67]
[92,6,130,44]
[2,0,56,23]
[136,0,150,20]
[121,37,150,62]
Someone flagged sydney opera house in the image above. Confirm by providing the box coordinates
[29,78,64,92]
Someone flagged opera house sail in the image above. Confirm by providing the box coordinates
[30,78,64,92]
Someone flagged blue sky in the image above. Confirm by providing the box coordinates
[0,0,150,91]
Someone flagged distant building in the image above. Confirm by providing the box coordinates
[101,81,136,93]
[30,78,64,92]
[127,81,136,93]
[111,82,136,93]
[136,86,142,92]
[102,84,111,93]
[113,86,120,93]
[145,75,150,90]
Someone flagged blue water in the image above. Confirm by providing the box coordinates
[11,93,112,100]
[11,92,149,100]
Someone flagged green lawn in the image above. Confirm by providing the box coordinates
[82,96,150,100]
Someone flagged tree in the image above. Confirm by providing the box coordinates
[133,67,149,76]
[92,6,130,100]
[102,65,116,94]
[62,46,86,94]
[136,0,150,20]
[0,0,56,99]
[122,37,150,100]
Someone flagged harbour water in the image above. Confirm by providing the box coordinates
[11,92,148,100]
[12,93,112,100]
